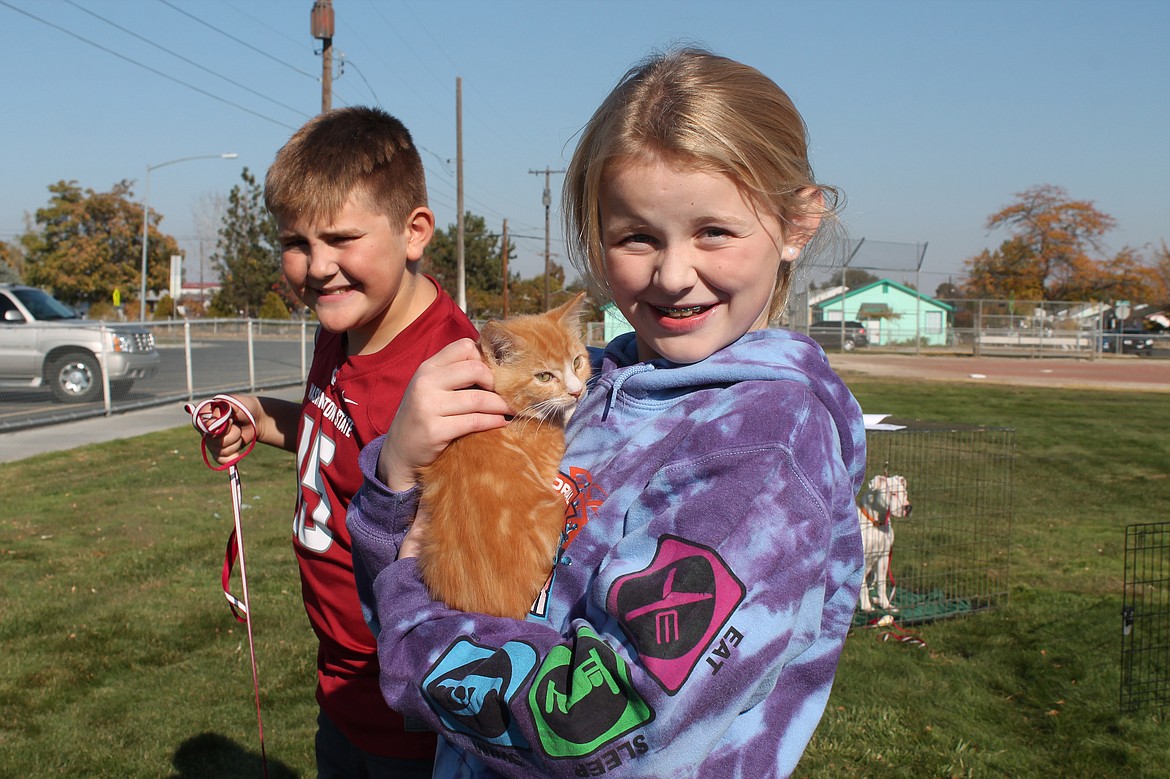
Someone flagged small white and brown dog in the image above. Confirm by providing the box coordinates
[857,474,912,612]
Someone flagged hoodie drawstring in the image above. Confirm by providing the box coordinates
[603,363,655,420]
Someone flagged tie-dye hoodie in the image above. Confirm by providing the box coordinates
[348,328,866,778]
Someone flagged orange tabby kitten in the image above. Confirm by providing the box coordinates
[417,292,591,619]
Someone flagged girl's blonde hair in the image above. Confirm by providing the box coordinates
[563,47,841,321]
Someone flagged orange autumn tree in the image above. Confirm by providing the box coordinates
[1076,245,1164,305]
[1153,241,1170,308]
[962,236,1046,301]
[961,185,1159,302]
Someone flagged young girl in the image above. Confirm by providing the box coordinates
[348,48,866,778]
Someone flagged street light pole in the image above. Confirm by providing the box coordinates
[139,153,238,322]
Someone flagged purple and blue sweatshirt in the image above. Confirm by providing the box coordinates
[348,328,867,778]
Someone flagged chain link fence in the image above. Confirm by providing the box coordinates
[940,299,1168,358]
[0,319,311,432]
[788,295,1169,358]
[3,303,1165,433]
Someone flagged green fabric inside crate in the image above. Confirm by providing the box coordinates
[852,587,974,627]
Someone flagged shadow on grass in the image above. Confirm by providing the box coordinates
[167,732,299,779]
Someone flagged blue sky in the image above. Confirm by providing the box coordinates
[1,0,1167,295]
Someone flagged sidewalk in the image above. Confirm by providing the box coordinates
[0,387,304,465]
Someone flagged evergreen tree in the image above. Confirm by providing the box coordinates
[811,268,880,291]
[152,294,176,320]
[259,290,292,320]
[423,212,515,318]
[210,168,280,317]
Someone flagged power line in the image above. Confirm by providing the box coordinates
[62,0,309,121]
[338,54,380,107]
[0,0,296,130]
[213,0,306,49]
[157,0,317,80]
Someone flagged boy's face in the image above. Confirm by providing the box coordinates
[599,155,786,364]
[278,193,432,352]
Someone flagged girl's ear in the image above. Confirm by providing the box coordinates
[783,187,825,258]
[404,206,436,261]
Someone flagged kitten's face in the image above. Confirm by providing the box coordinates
[480,294,591,426]
[496,344,589,425]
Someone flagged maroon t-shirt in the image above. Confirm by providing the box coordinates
[293,280,477,756]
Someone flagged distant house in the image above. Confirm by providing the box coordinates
[601,302,634,342]
[814,279,953,346]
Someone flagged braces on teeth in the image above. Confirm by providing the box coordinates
[659,305,704,318]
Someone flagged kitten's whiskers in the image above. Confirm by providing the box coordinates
[512,397,575,431]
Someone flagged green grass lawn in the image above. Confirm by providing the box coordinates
[1,377,1167,777]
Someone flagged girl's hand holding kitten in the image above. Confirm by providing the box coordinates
[377,338,512,492]
[397,507,429,560]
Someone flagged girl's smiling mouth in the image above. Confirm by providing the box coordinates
[655,304,710,319]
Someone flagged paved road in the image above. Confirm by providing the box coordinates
[0,338,305,434]
[0,385,303,464]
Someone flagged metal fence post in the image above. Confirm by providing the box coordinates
[974,301,983,358]
[247,319,256,391]
[184,320,194,401]
[98,323,113,415]
[301,319,308,382]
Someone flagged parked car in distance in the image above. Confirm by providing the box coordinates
[0,284,159,402]
[806,320,869,351]
[1100,329,1155,356]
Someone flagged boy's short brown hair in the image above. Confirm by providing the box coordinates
[265,106,427,228]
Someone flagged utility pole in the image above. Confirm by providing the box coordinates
[501,219,509,318]
[528,167,565,310]
[456,77,466,311]
[311,0,334,113]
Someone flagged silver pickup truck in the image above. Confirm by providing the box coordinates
[0,284,159,402]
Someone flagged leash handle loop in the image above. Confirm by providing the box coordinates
[185,394,257,472]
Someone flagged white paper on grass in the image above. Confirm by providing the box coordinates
[863,413,906,431]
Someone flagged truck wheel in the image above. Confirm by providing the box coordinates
[48,352,102,403]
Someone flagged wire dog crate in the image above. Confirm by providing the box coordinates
[854,423,1015,626]
[1121,521,1170,713]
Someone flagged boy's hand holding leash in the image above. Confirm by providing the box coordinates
[192,394,264,468]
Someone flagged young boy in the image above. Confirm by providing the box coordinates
[201,106,477,778]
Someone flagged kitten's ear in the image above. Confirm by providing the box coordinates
[555,291,588,330]
[479,321,520,366]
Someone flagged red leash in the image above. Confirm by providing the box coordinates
[186,395,268,777]
[872,614,928,648]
